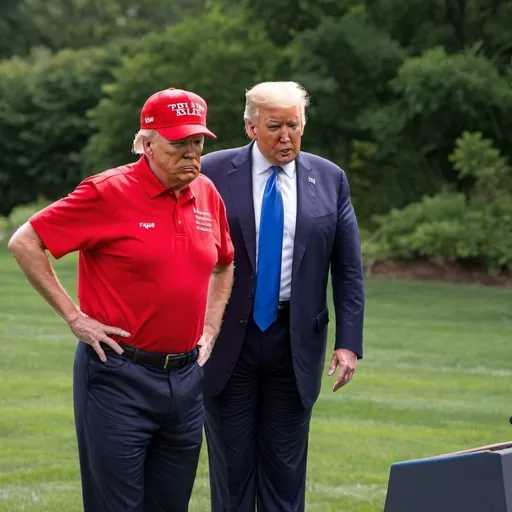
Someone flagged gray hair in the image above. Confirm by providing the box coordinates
[132,129,159,154]
[244,81,310,127]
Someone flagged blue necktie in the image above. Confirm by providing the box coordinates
[253,166,284,331]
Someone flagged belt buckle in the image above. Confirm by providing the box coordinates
[163,351,188,370]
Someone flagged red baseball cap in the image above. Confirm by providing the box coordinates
[140,88,216,140]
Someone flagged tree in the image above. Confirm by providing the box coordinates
[0,0,207,60]
[0,43,129,218]
[360,47,512,186]
[0,57,36,218]
[288,12,405,165]
[364,0,512,66]
[229,0,351,46]
[283,12,418,223]
[83,12,286,173]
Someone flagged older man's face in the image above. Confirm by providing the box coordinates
[148,134,204,191]
[246,106,303,166]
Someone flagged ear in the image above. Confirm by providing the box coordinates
[143,138,154,157]
[245,119,258,141]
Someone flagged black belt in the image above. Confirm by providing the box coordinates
[102,342,198,371]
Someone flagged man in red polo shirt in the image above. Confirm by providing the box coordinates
[8,88,234,512]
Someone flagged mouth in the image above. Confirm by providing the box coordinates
[279,149,293,157]
[181,165,197,172]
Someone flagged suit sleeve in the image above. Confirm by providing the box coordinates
[29,179,108,260]
[330,171,365,357]
[215,195,235,267]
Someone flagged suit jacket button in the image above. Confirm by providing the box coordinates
[248,291,253,299]
[240,318,247,327]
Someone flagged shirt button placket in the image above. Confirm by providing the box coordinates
[175,200,186,235]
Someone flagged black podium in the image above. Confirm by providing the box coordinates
[384,441,512,511]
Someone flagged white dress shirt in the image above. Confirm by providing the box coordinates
[252,143,297,301]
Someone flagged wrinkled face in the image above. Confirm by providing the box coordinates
[246,106,303,166]
[144,133,204,190]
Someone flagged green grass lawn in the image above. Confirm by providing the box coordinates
[0,247,511,511]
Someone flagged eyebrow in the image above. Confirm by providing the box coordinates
[266,119,299,124]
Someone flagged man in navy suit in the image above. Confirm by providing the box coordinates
[201,81,365,512]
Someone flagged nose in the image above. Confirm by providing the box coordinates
[183,140,200,158]
[279,127,291,142]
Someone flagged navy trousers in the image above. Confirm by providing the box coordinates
[73,341,204,512]
[204,316,313,512]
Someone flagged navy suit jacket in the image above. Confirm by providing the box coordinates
[201,142,365,408]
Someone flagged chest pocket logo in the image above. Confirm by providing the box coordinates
[193,208,213,233]
[139,222,155,229]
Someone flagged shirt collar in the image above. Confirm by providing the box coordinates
[134,156,195,202]
[251,142,296,178]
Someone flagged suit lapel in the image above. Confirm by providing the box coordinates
[228,144,257,273]
[292,154,317,278]
[227,147,316,277]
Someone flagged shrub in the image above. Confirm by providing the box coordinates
[368,133,512,274]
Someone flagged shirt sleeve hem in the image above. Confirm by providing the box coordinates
[29,217,65,260]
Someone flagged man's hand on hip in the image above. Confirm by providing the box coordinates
[69,312,130,362]
[197,330,216,367]
[328,349,357,392]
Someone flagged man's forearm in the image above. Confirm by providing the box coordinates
[8,223,79,324]
[203,262,234,337]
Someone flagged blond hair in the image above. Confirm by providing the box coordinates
[132,129,159,154]
[244,81,310,127]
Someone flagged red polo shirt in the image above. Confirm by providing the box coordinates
[29,156,234,353]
